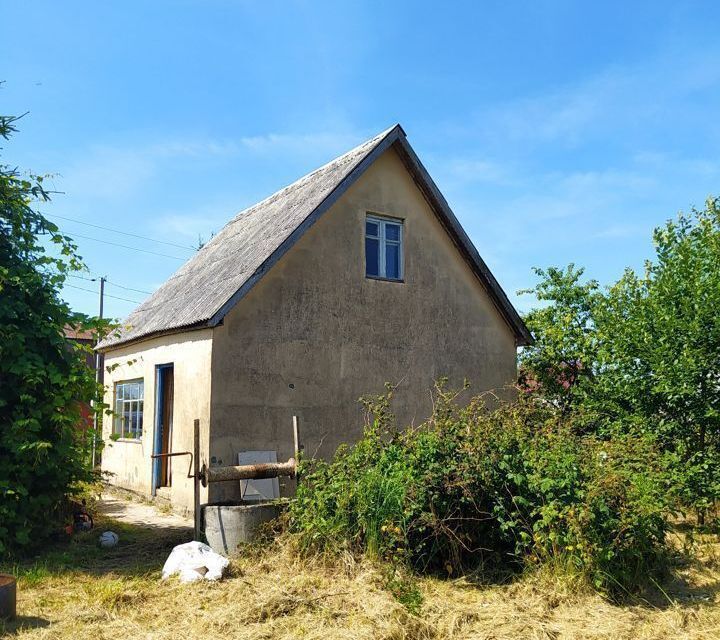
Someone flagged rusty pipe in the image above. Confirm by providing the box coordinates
[151,451,194,479]
[200,458,296,487]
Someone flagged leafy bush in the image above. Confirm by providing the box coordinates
[0,113,105,554]
[520,199,720,522]
[290,384,669,596]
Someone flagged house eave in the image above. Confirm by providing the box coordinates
[95,321,213,354]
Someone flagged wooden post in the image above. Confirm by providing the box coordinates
[292,415,302,489]
[193,418,201,541]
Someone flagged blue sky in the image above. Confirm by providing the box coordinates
[2,1,720,320]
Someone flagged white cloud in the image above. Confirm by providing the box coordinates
[237,131,362,156]
[151,208,229,242]
[450,46,720,151]
[49,128,368,202]
[435,156,516,187]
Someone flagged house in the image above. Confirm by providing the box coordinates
[64,326,98,430]
[97,124,532,512]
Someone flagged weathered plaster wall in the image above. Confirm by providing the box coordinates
[100,330,213,512]
[208,147,518,502]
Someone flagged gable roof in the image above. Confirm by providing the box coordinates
[98,125,532,350]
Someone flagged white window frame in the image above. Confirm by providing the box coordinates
[113,378,144,440]
[365,214,404,281]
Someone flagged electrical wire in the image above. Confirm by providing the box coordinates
[67,274,98,283]
[64,283,142,304]
[67,274,154,296]
[67,232,187,260]
[106,279,154,295]
[48,213,198,251]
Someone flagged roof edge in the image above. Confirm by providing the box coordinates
[390,136,533,345]
[100,123,532,350]
[96,321,211,353]
[206,124,406,327]
[209,122,532,345]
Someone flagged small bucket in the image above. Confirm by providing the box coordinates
[0,574,16,620]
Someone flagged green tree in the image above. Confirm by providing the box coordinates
[0,112,104,553]
[594,199,720,522]
[518,265,600,414]
[521,200,720,522]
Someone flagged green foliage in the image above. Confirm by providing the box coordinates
[290,384,669,596]
[595,200,720,520]
[520,199,720,520]
[383,567,423,613]
[519,265,600,413]
[0,112,106,554]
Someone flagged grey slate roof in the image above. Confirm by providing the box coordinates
[98,124,532,350]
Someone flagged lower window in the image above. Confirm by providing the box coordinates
[113,379,144,439]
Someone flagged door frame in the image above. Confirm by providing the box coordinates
[152,363,174,495]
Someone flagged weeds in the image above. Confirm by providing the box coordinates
[291,382,671,596]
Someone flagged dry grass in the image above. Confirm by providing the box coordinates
[2,515,718,639]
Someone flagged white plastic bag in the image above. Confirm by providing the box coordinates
[161,541,229,583]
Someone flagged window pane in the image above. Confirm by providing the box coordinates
[386,243,400,279]
[128,409,134,437]
[123,405,131,437]
[137,401,144,435]
[132,402,140,436]
[366,237,379,276]
[385,223,400,242]
[114,400,123,434]
[366,220,379,237]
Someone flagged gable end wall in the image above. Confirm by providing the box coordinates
[208,147,517,502]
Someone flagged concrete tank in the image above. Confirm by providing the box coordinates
[203,502,283,556]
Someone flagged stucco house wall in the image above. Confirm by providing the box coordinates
[98,125,530,511]
[207,147,518,503]
[101,330,213,512]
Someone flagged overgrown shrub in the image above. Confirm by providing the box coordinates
[519,199,720,522]
[0,113,104,554]
[290,383,670,596]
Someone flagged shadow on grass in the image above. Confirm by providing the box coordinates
[0,616,50,637]
[1,514,191,582]
[444,527,720,613]
[638,543,720,610]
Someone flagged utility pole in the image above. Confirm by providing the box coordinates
[91,276,106,469]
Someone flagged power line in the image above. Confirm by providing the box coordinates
[67,274,97,283]
[67,274,153,296]
[106,279,153,295]
[68,232,187,260]
[64,283,142,304]
[48,213,198,251]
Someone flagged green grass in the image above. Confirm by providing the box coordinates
[4,515,188,582]
[2,512,718,640]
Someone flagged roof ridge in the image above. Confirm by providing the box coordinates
[97,123,531,351]
[97,124,401,350]
[228,124,399,225]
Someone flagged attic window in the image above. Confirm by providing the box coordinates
[365,215,403,281]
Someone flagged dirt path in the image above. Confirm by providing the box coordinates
[97,493,193,532]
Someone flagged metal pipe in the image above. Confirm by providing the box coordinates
[150,451,194,479]
[200,458,296,486]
